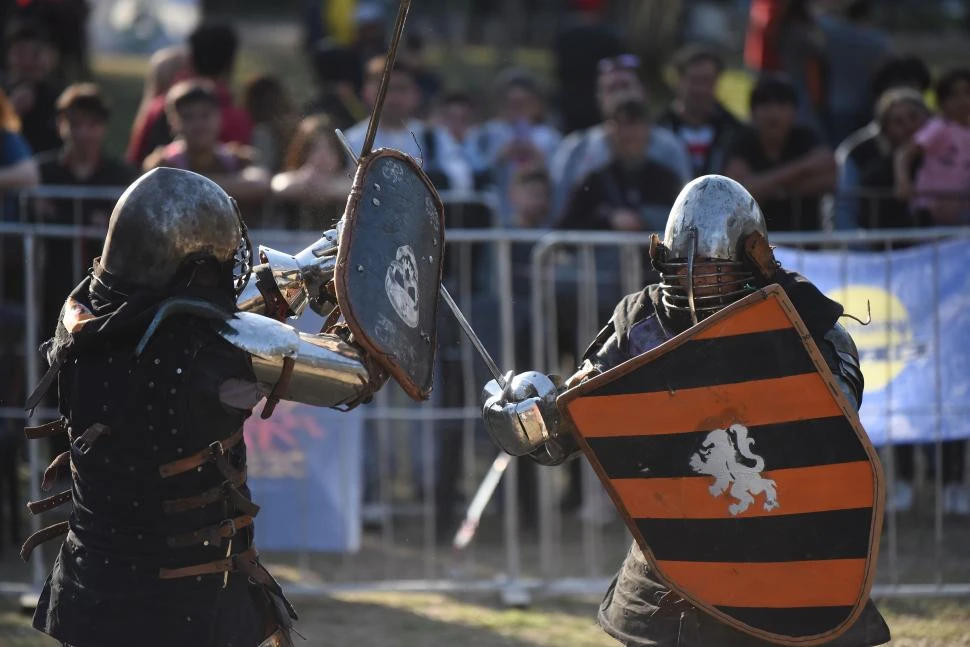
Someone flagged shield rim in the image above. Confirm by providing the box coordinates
[557,285,885,646]
[334,148,446,401]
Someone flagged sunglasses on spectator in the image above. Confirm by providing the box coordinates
[599,55,640,74]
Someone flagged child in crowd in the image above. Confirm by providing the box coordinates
[895,67,970,226]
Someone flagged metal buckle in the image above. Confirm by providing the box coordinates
[72,436,93,455]
[208,440,225,458]
[220,518,237,538]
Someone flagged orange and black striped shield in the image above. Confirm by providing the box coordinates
[558,285,885,646]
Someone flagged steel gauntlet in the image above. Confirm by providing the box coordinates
[236,229,341,321]
[482,371,578,465]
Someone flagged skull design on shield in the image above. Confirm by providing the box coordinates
[385,245,420,328]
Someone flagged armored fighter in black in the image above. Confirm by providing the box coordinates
[21,168,389,647]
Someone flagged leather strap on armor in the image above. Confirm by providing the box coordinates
[20,521,69,561]
[27,490,72,515]
[25,355,66,417]
[158,545,258,580]
[24,418,67,439]
[158,429,244,478]
[162,468,256,515]
[166,514,254,549]
[260,356,296,420]
[254,264,289,322]
[42,451,70,492]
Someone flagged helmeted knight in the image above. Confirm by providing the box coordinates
[482,175,891,647]
[19,166,441,647]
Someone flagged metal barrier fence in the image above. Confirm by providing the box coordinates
[1,186,969,604]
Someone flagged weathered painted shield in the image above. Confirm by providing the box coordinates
[558,285,885,646]
[335,149,445,401]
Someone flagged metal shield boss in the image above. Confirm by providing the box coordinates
[334,150,445,401]
[558,285,885,646]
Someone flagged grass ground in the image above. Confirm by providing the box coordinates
[1,592,969,646]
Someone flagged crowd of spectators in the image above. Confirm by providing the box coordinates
[0,0,969,554]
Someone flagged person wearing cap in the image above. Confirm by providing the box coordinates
[550,53,692,221]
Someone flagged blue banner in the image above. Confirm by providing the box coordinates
[774,239,970,446]
[242,298,364,553]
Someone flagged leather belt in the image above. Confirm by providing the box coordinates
[20,521,69,561]
[27,489,72,515]
[158,545,258,580]
[167,514,254,549]
[158,429,244,478]
[162,469,258,517]
[24,418,67,439]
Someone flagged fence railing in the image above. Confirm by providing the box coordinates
[1,187,969,603]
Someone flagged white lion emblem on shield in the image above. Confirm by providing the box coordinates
[689,423,779,516]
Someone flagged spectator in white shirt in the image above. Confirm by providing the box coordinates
[344,56,472,192]
[470,69,562,224]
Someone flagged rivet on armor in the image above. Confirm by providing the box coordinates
[148,382,155,389]
[372,197,380,206]
[196,576,202,582]
[137,534,143,540]
[152,445,158,452]
[374,183,381,191]
[154,358,160,365]
[129,466,135,472]
[103,381,109,388]
[110,527,116,534]
[104,558,109,565]
[131,565,137,571]
[357,265,364,272]
[171,429,178,435]
[104,458,110,465]
[176,447,183,454]
[107,357,112,364]
[147,405,153,411]
[197,466,203,472]
[133,501,139,508]
[187,616,192,622]
[203,540,209,547]
[170,388,176,395]
[176,368,183,375]
[102,405,108,412]
[148,425,154,431]
[168,409,175,415]
[106,494,111,500]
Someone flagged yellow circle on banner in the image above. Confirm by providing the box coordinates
[825,285,912,392]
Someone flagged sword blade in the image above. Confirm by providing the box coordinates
[453,452,512,550]
[359,0,412,159]
[440,285,506,387]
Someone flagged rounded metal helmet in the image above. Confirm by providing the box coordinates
[100,168,252,292]
[651,175,768,324]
